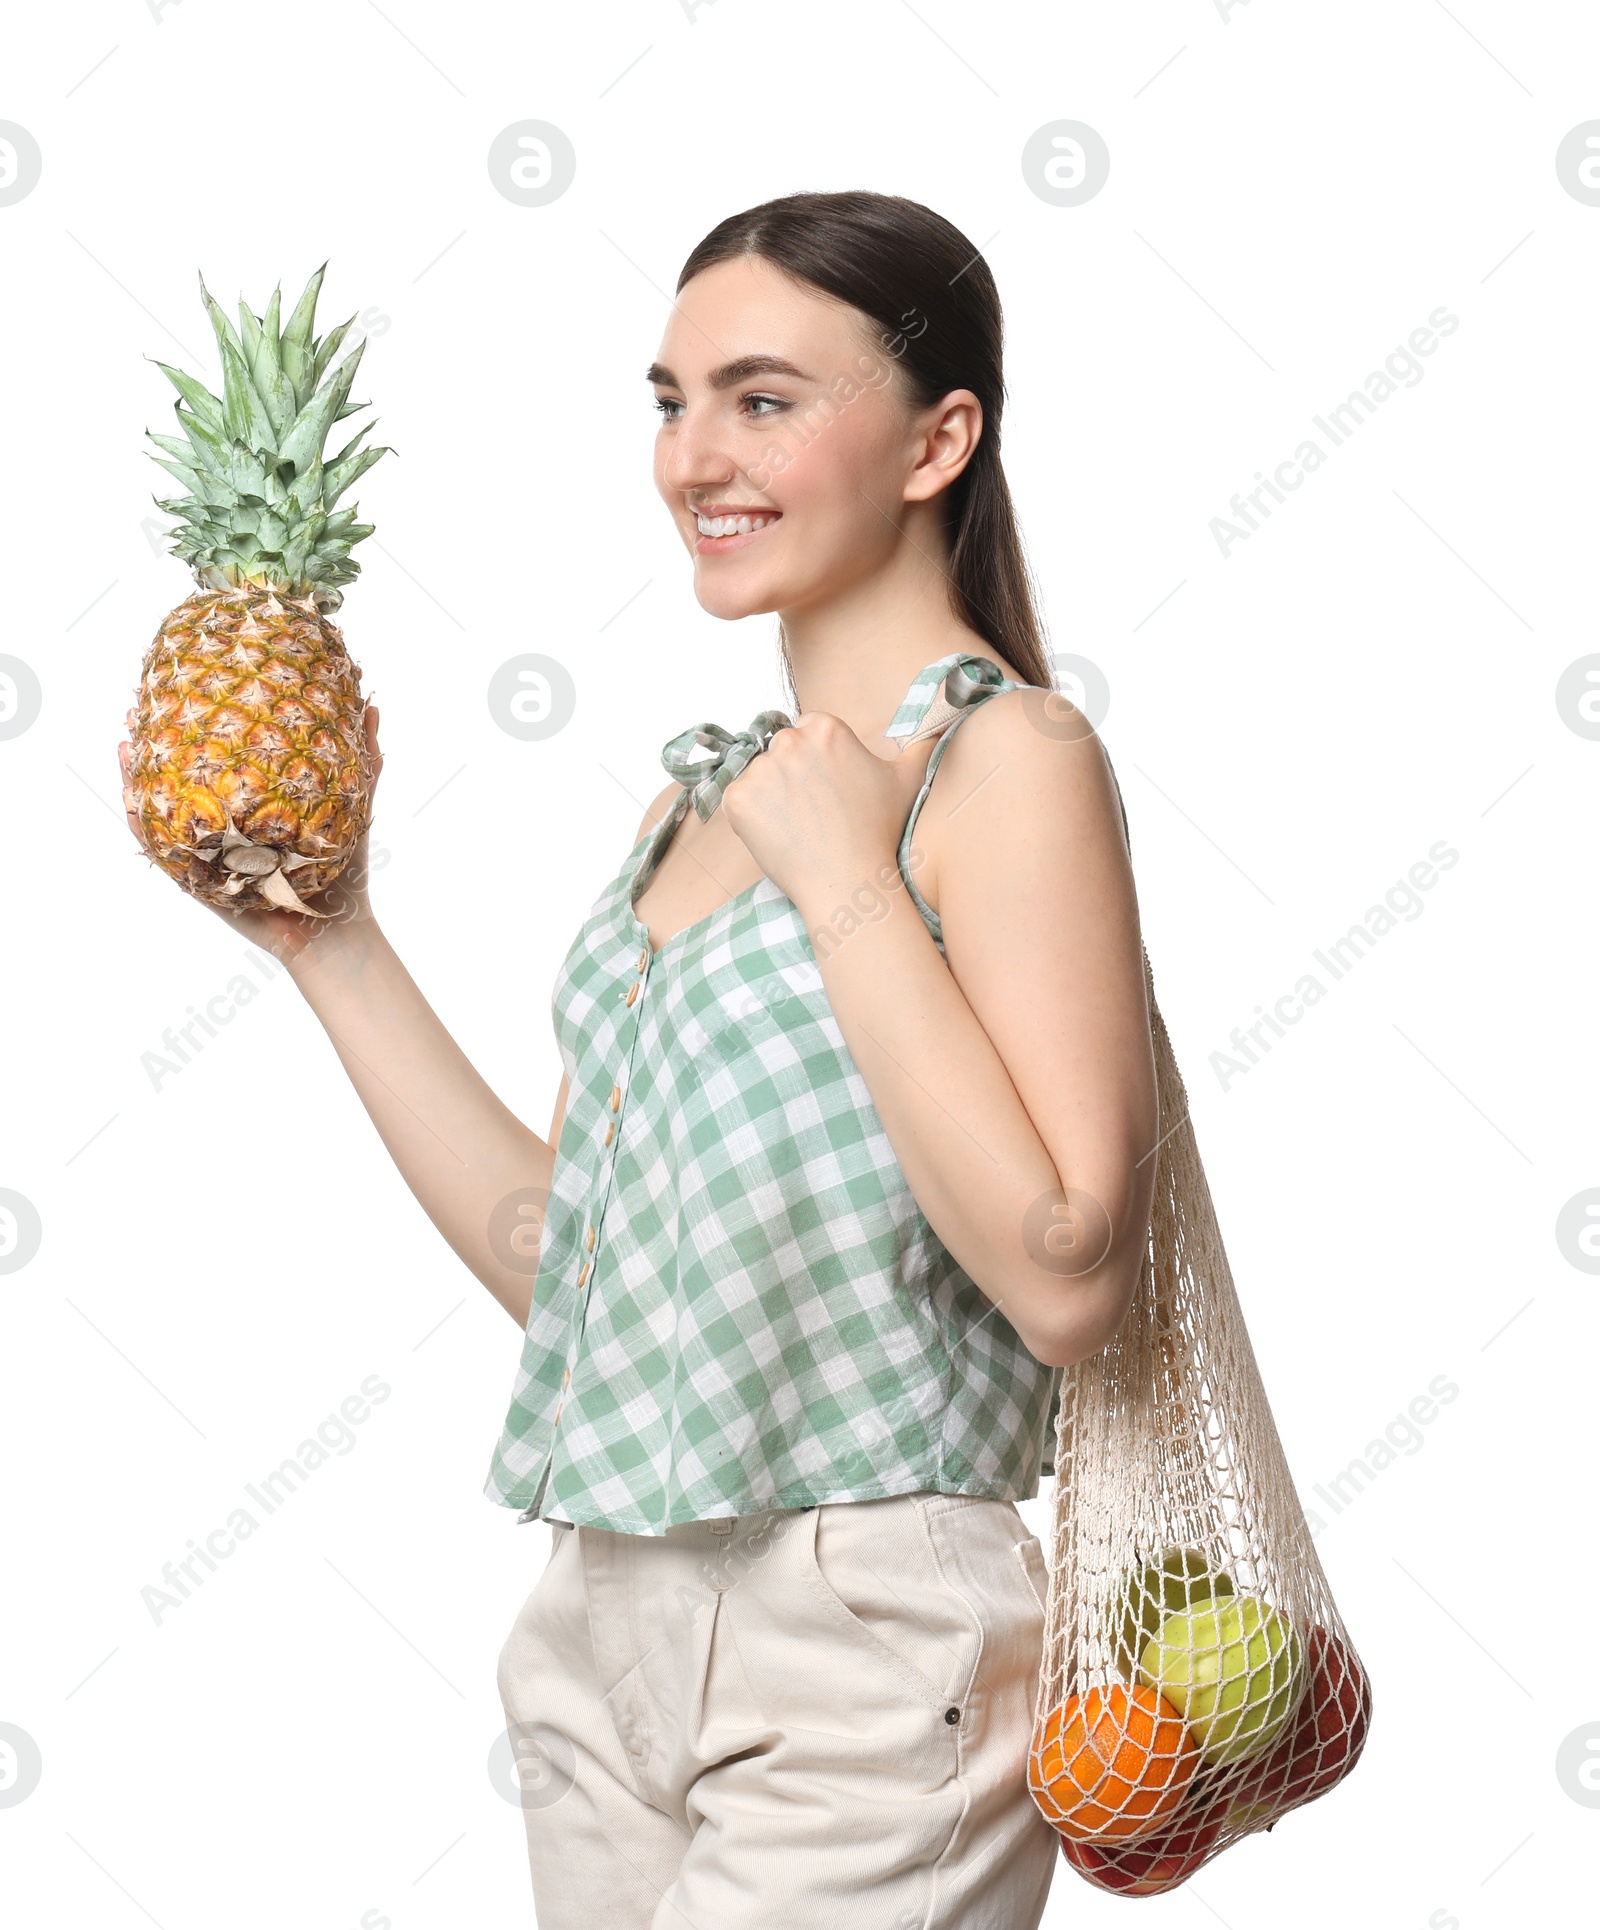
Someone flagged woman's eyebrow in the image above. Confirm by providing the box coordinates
[646,354,813,391]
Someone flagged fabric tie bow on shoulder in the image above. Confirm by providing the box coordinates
[882,654,1007,750]
[660,711,793,822]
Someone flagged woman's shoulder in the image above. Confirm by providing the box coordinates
[913,681,1130,907]
[632,778,683,849]
[936,680,1109,802]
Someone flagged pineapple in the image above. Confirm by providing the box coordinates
[127,266,390,916]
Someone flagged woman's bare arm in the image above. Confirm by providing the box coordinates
[725,688,1157,1370]
[286,923,559,1327]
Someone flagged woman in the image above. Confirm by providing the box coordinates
[123,191,1157,1927]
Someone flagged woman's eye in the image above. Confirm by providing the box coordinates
[652,392,787,422]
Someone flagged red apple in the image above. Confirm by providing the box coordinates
[1226,1625,1371,1829]
[1059,1794,1227,1896]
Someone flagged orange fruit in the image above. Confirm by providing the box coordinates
[1030,1683,1198,1842]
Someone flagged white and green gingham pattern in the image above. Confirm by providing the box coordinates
[482,653,1063,1533]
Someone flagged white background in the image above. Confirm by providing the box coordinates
[0,2,1594,1926]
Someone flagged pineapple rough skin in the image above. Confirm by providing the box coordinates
[130,586,371,913]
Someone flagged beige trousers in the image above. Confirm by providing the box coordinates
[495,1490,1059,1928]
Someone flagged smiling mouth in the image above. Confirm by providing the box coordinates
[693,509,781,554]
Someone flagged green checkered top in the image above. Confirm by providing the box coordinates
[482,652,1066,1533]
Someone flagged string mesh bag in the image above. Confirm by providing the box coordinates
[1027,954,1372,1897]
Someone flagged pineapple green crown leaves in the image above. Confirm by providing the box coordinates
[147,264,392,607]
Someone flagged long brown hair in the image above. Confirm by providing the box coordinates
[676,190,1054,695]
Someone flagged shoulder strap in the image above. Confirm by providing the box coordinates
[893,658,1131,948]
[893,658,1020,945]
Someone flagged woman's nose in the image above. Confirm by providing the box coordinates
[660,409,739,495]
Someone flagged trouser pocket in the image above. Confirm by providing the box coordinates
[1013,1533,1050,1616]
[804,1494,983,1710]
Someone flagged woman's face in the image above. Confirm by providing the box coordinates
[650,254,968,623]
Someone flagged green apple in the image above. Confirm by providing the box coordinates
[1137,1595,1303,1767]
[1109,1546,1236,1682]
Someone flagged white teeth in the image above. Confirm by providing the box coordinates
[696,512,775,537]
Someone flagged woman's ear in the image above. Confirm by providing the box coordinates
[904,390,983,505]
